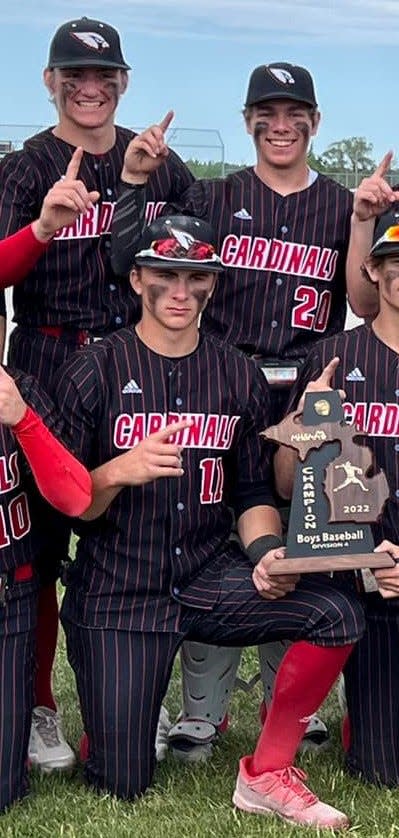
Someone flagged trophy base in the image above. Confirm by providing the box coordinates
[268,551,395,575]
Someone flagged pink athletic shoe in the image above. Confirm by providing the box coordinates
[233,756,349,829]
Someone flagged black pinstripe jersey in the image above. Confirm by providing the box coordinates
[0,370,67,573]
[287,324,399,545]
[0,127,193,332]
[54,329,275,631]
[163,169,353,359]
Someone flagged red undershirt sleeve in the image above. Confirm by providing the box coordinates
[12,406,92,516]
[0,224,50,287]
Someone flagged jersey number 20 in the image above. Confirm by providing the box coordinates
[291,286,332,332]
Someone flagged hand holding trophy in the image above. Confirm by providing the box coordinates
[263,384,394,574]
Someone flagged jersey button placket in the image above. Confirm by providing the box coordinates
[271,204,289,330]
[174,393,184,518]
[168,364,185,570]
[97,157,121,327]
[278,192,289,238]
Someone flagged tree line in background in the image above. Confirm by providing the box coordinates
[186,136,399,188]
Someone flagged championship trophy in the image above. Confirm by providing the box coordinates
[263,390,394,574]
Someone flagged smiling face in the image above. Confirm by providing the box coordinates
[44,66,128,131]
[131,265,217,337]
[245,98,320,169]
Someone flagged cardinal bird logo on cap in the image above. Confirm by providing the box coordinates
[169,228,196,250]
[71,32,110,52]
[268,67,295,85]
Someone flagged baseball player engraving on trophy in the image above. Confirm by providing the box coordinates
[263,389,394,574]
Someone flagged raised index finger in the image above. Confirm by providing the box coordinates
[374,151,394,178]
[317,356,340,386]
[159,110,174,134]
[152,418,192,441]
[64,146,84,181]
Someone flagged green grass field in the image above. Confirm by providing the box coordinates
[1,632,398,838]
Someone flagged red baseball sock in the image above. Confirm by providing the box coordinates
[80,732,89,762]
[250,640,354,775]
[341,714,351,752]
[34,583,59,712]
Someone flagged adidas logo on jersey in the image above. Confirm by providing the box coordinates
[233,208,252,220]
[122,379,142,394]
[345,367,365,382]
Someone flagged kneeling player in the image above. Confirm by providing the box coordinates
[55,214,365,828]
[0,366,91,812]
[274,203,399,787]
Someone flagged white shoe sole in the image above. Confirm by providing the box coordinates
[232,789,349,829]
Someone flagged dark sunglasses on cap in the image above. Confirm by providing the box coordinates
[149,238,216,261]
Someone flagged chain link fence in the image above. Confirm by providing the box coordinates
[0,123,228,171]
[0,124,397,189]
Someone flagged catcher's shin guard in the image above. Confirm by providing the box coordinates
[258,640,291,704]
[168,642,242,756]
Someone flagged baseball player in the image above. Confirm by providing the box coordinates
[110,62,380,759]
[53,213,365,828]
[0,364,92,812]
[0,15,194,770]
[274,202,399,787]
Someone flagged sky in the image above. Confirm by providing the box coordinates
[1,0,399,169]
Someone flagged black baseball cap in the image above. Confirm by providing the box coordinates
[134,215,223,273]
[245,62,317,108]
[370,204,399,257]
[47,17,131,70]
